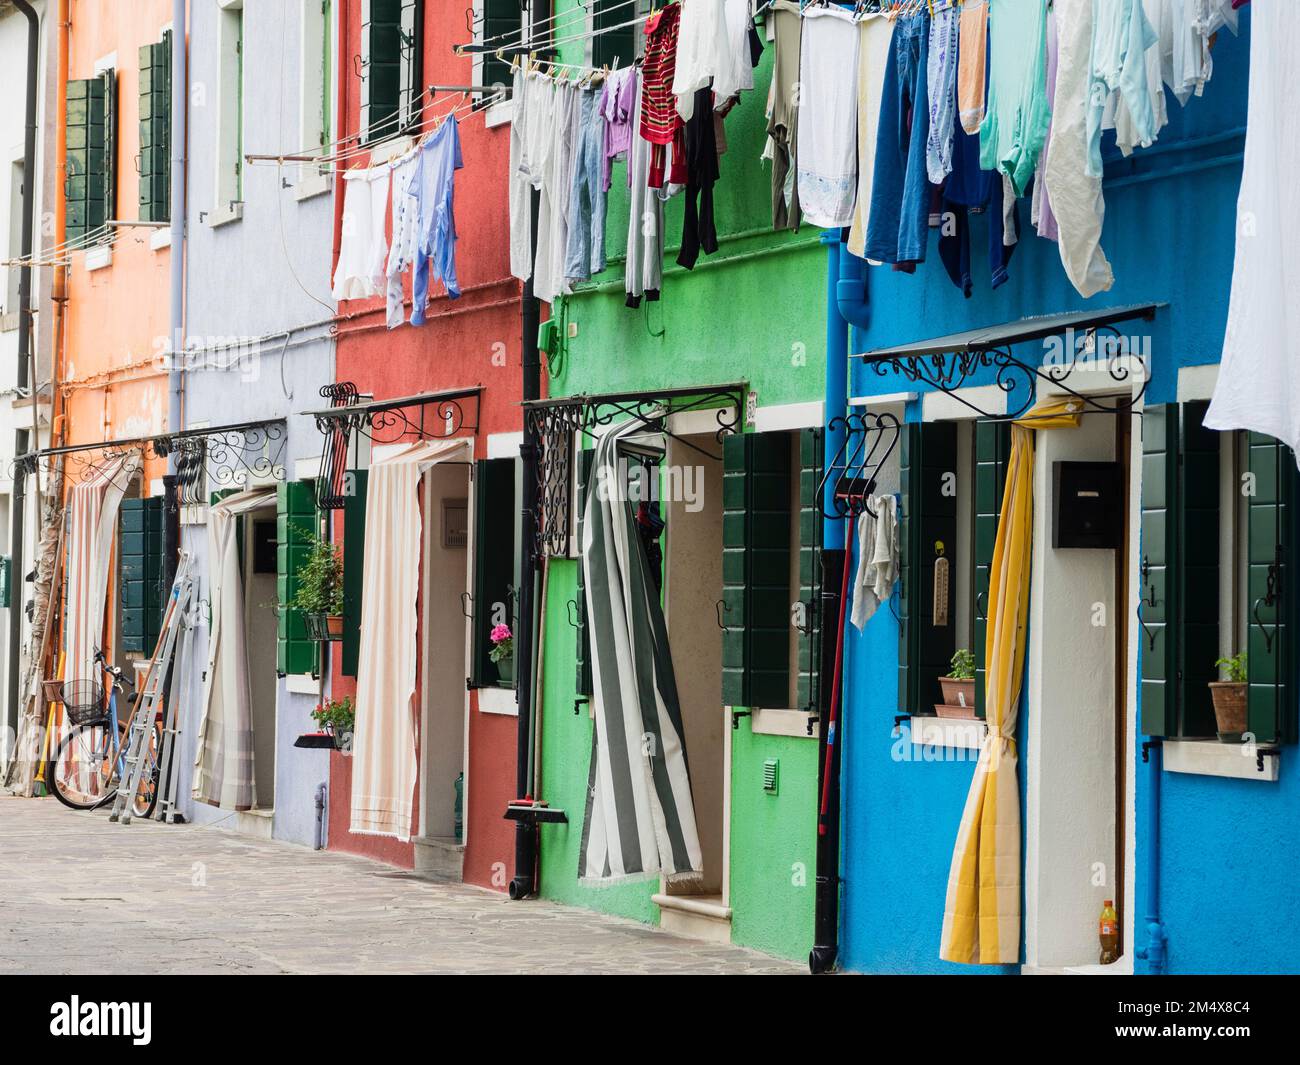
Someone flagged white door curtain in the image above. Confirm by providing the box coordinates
[350,437,471,841]
[579,419,703,885]
[192,488,276,811]
[64,451,141,689]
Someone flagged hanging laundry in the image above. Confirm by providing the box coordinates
[938,108,1018,298]
[979,0,1051,198]
[926,2,960,185]
[677,86,719,270]
[850,495,898,631]
[566,86,609,283]
[1103,0,1169,159]
[865,10,931,265]
[626,73,676,307]
[796,4,860,230]
[601,66,638,191]
[409,114,464,324]
[1204,2,1300,461]
[1163,0,1239,105]
[1032,3,1061,242]
[1043,0,1114,298]
[535,78,580,305]
[509,65,534,282]
[642,2,686,189]
[956,0,989,134]
[385,151,420,328]
[332,164,391,301]
[765,0,802,231]
[846,14,894,260]
[673,0,739,119]
[721,0,759,104]
[1084,0,1158,178]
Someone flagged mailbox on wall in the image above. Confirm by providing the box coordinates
[1052,461,1124,549]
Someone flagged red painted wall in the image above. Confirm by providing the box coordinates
[326,0,524,889]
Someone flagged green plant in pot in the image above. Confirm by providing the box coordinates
[1209,652,1247,740]
[489,623,514,685]
[311,695,355,751]
[938,648,977,719]
[292,525,344,640]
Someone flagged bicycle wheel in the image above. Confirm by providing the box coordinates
[130,721,163,820]
[49,723,119,810]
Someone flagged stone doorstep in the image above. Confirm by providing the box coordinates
[412,836,465,882]
[651,893,732,945]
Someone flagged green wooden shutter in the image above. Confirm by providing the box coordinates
[65,77,107,243]
[101,68,117,229]
[898,422,957,714]
[1179,402,1221,738]
[972,420,1010,719]
[341,469,368,678]
[721,432,792,709]
[138,33,171,223]
[1246,432,1295,745]
[321,0,333,146]
[277,481,320,677]
[593,0,636,69]
[796,428,823,712]
[119,497,164,655]
[481,0,520,94]
[398,0,423,130]
[471,458,516,688]
[1139,404,1178,737]
[574,448,594,697]
[361,0,402,142]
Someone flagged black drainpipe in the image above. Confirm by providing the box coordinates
[6,0,41,750]
[809,547,845,974]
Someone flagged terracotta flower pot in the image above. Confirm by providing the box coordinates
[1209,681,1247,739]
[938,676,976,713]
[326,614,344,638]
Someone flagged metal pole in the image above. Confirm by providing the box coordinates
[163,0,187,594]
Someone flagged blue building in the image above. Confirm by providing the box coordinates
[828,13,1298,975]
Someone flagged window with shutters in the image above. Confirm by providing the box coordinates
[470,457,520,689]
[119,497,165,657]
[299,0,334,188]
[476,0,529,112]
[340,469,367,677]
[138,31,171,223]
[213,1,245,223]
[65,68,116,247]
[590,0,647,69]
[360,0,423,144]
[721,429,822,714]
[277,480,321,678]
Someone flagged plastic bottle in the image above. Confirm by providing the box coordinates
[1099,899,1120,964]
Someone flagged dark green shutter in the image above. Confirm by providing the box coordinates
[796,429,823,712]
[721,432,792,709]
[898,422,957,714]
[101,68,117,229]
[1139,405,1178,737]
[398,0,423,130]
[972,420,1010,719]
[341,469,368,677]
[593,0,636,70]
[138,33,171,223]
[1246,432,1295,745]
[481,0,520,94]
[65,77,108,243]
[119,497,164,655]
[574,448,594,697]
[361,0,402,142]
[471,458,516,688]
[277,481,319,677]
[1179,402,1220,738]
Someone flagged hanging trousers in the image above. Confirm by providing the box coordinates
[677,87,719,270]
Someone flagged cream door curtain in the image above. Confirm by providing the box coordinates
[350,437,471,841]
[192,488,276,811]
[64,451,141,689]
[940,399,1081,965]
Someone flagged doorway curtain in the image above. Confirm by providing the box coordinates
[350,437,470,841]
[579,418,702,885]
[192,487,276,811]
[939,398,1082,964]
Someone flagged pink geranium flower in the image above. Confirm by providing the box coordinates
[490,623,512,645]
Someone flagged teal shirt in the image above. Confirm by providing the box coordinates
[979,0,1053,198]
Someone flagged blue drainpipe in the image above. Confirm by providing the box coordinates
[1136,739,1168,974]
[810,233,870,975]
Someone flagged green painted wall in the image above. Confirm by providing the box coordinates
[534,7,827,959]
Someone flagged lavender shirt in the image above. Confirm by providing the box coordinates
[600,68,638,192]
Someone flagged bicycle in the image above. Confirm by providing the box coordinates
[48,650,161,819]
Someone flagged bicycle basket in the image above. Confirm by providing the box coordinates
[59,681,107,726]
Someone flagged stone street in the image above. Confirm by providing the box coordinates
[0,798,800,975]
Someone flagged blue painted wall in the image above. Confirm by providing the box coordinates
[837,19,1298,974]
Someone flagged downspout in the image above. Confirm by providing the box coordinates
[162,0,187,590]
[1135,740,1167,974]
[6,0,41,750]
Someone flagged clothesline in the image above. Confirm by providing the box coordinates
[466,0,647,53]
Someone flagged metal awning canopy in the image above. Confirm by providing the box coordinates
[19,418,284,460]
[303,385,483,424]
[521,381,748,413]
[854,303,1162,362]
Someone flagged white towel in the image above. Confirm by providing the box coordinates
[850,495,898,630]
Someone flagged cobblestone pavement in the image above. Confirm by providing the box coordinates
[0,798,801,974]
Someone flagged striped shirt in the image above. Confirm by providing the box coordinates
[639,3,681,147]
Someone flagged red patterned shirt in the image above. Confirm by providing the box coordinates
[639,3,681,147]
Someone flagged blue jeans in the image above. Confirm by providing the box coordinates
[865,12,931,265]
[564,88,607,282]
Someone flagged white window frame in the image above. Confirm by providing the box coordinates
[212,0,245,227]
[471,0,531,129]
[297,0,334,200]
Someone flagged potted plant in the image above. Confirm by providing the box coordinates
[311,695,355,752]
[937,648,977,719]
[292,525,344,641]
[490,623,514,685]
[1209,652,1247,740]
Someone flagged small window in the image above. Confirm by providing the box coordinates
[360,0,423,144]
[478,0,528,104]
[590,0,647,69]
[5,160,24,316]
[215,1,245,214]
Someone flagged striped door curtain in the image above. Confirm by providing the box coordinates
[64,451,141,690]
[579,419,703,885]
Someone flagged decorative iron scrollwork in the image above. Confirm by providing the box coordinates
[816,410,902,521]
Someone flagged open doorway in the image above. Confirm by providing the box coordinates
[418,461,471,875]
[245,507,279,811]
